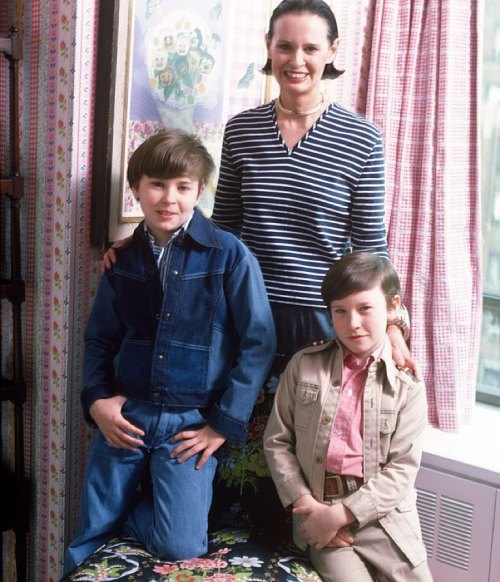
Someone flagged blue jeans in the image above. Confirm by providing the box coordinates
[64,402,217,575]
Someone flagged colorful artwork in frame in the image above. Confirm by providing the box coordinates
[90,0,270,246]
[120,0,233,225]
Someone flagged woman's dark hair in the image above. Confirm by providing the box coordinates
[262,0,343,80]
[127,130,215,190]
[321,253,401,307]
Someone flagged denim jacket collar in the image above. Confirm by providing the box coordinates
[135,207,223,251]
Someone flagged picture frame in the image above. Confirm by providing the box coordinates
[91,0,247,246]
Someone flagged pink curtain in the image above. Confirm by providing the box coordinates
[362,0,482,430]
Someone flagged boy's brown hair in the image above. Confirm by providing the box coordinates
[321,252,401,307]
[127,130,215,190]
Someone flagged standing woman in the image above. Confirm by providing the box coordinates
[212,0,412,376]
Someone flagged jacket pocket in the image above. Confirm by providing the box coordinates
[379,409,397,459]
[294,382,320,432]
[379,494,427,567]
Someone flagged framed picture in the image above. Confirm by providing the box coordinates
[91,0,266,246]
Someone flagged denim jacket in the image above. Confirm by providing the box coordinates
[82,208,276,441]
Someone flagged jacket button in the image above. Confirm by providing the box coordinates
[315,456,322,464]
[322,417,331,425]
[172,269,179,275]
[164,313,171,320]
[158,354,164,360]
[152,391,160,399]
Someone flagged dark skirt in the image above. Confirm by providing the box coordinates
[270,301,334,376]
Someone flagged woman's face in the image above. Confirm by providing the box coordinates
[266,12,338,99]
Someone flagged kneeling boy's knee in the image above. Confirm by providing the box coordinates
[151,537,207,562]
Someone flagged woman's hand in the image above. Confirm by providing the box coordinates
[101,236,132,271]
[387,324,422,380]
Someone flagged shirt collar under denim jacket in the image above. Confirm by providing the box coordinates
[82,207,277,442]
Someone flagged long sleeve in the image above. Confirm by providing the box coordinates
[350,132,388,257]
[81,275,126,423]
[207,246,277,440]
[212,127,244,234]
[263,355,313,507]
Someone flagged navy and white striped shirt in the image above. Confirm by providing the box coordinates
[212,101,388,308]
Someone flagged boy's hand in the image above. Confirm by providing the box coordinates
[170,425,226,470]
[90,395,145,451]
[293,500,355,550]
[101,237,132,272]
[387,324,422,380]
[325,526,354,548]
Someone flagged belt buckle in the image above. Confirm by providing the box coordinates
[325,473,345,499]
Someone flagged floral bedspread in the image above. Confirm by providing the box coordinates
[65,528,320,581]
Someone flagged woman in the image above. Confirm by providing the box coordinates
[211,0,413,376]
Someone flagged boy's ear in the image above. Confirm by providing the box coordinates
[388,294,401,317]
[195,183,205,205]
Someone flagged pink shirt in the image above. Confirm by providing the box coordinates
[325,341,385,477]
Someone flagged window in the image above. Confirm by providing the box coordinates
[478,0,500,405]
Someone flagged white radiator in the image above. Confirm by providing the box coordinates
[415,453,500,582]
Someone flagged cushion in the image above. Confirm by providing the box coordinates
[64,529,320,581]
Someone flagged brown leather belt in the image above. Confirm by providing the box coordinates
[324,473,363,500]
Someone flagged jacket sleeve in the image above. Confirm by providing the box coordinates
[342,377,428,527]
[81,275,126,424]
[263,354,313,508]
[211,125,244,234]
[207,247,276,441]
[350,132,388,258]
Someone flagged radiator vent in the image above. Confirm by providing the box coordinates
[415,463,499,582]
[416,488,474,572]
[436,495,473,570]
[416,489,437,559]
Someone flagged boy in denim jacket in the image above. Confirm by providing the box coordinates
[65,131,276,574]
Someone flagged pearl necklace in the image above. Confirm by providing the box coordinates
[275,94,325,117]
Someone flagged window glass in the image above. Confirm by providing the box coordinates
[478,0,500,404]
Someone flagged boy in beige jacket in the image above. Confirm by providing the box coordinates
[263,252,433,582]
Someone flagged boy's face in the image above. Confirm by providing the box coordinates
[329,285,399,363]
[132,174,203,246]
